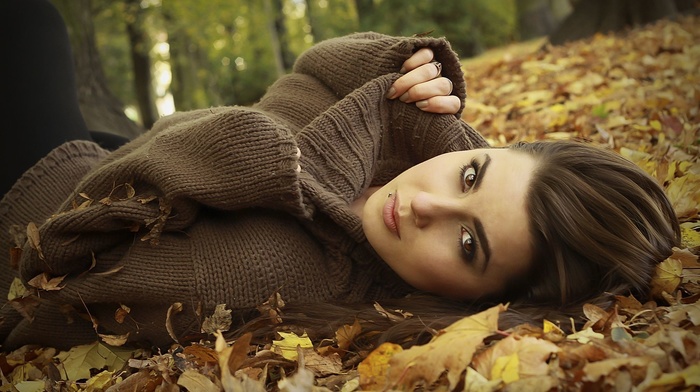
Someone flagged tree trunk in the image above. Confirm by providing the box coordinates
[50,0,143,138]
[305,0,318,42]
[162,6,206,111]
[124,0,157,129]
[549,0,678,45]
[264,0,287,77]
[516,0,556,40]
[354,0,374,31]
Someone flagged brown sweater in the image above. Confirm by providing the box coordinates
[0,33,488,350]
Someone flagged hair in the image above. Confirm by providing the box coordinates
[231,140,681,348]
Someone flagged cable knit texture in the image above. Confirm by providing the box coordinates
[0,32,488,350]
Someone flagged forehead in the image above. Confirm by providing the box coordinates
[476,149,537,277]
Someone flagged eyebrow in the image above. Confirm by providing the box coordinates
[472,153,492,272]
[472,154,491,192]
[474,217,492,273]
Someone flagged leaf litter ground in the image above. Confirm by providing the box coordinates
[3,15,700,392]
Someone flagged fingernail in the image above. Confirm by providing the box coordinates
[386,87,396,99]
[416,100,429,108]
[399,67,406,74]
[399,92,410,102]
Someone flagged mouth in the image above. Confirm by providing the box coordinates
[383,191,400,238]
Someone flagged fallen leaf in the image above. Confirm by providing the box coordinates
[566,327,604,344]
[98,333,129,347]
[386,304,506,390]
[271,332,313,361]
[652,257,684,298]
[201,303,232,334]
[165,302,183,343]
[54,341,135,381]
[472,334,560,383]
[26,273,65,291]
[176,369,219,392]
[7,278,29,301]
[25,222,44,260]
[358,342,403,391]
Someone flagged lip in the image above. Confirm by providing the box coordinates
[383,191,400,238]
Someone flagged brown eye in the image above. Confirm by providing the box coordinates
[461,166,477,190]
[461,226,475,260]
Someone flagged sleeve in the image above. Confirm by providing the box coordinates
[253,32,470,135]
[20,107,309,279]
[292,32,469,116]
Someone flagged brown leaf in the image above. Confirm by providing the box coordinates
[387,304,506,390]
[99,333,129,347]
[27,273,65,291]
[166,302,183,343]
[201,304,232,334]
[25,222,44,260]
[114,304,130,324]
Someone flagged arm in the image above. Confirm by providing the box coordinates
[254,32,468,133]
[20,107,308,278]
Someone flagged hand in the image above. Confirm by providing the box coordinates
[386,48,460,114]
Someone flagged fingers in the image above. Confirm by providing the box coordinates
[397,77,453,103]
[399,47,434,73]
[295,147,301,173]
[414,95,461,114]
[387,62,443,99]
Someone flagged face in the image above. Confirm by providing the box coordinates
[361,148,537,300]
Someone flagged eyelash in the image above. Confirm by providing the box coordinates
[459,158,481,192]
[458,159,481,262]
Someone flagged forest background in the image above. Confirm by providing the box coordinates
[51,0,691,139]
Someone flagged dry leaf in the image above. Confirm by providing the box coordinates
[472,334,560,383]
[201,303,232,334]
[652,257,684,298]
[98,333,129,347]
[27,273,65,291]
[386,304,506,390]
[114,304,130,324]
[176,369,219,392]
[271,332,313,361]
[25,222,44,260]
[358,342,403,391]
[165,302,183,343]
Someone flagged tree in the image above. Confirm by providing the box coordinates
[51,0,143,138]
[124,0,157,129]
[516,0,572,40]
[549,0,679,45]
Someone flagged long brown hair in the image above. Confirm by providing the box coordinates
[234,140,681,346]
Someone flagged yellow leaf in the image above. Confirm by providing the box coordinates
[83,370,117,392]
[491,353,519,384]
[7,277,29,301]
[650,119,662,131]
[680,222,700,248]
[543,319,564,334]
[358,342,403,391]
[473,334,560,383]
[386,304,506,390]
[651,257,683,297]
[54,342,135,381]
[271,331,313,360]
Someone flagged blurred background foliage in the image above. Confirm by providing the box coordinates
[48,0,690,136]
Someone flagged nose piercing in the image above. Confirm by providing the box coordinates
[388,193,393,198]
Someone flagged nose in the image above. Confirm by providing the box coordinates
[411,191,462,228]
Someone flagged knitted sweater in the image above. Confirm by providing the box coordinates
[0,32,488,350]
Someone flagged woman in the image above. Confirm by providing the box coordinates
[0,0,679,350]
